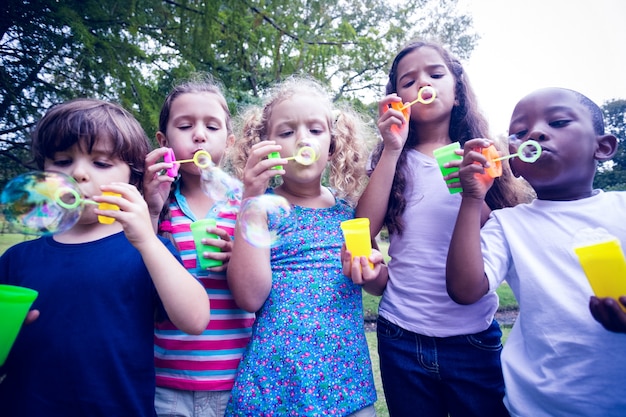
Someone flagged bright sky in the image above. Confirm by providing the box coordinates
[459,0,626,135]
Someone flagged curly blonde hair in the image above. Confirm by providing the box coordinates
[226,76,372,205]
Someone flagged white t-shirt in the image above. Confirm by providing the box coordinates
[379,149,498,337]
[482,190,626,417]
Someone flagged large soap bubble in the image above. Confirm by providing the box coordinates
[1,171,83,235]
[200,162,243,215]
[238,194,294,248]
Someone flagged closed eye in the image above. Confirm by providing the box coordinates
[51,159,72,167]
[549,119,571,128]
[511,130,528,140]
[401,79,415,89]
[94,160,113,168]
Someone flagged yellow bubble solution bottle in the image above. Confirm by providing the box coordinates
[574,228,626,311]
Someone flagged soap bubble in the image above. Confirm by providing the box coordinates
[200,164,243,214]
[238,194,294,248]
[1,171,82,235]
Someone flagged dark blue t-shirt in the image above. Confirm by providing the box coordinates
[0,232,175,417]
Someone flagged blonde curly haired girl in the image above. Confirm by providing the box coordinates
[226,76,373,205]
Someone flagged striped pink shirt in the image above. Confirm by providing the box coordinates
[154,193,254,391]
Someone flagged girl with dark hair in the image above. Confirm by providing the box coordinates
[356,41,530,416]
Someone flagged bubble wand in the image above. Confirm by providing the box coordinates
[54,187,120,224]
[397,85,437,110]
[387,86,437,128]
[268,142,321,170]
[163,149,213,177]
[480,139,542,178]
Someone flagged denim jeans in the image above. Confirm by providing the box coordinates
[377,316,509,417]
[155,387,230,417]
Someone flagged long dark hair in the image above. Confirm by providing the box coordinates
[371,40,531,235]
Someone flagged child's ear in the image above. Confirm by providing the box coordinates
[156,131,168,147]
[595,134,618,162]
[226,133,236,148]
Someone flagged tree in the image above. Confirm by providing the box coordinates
[594,99,626,191]
[0,0,166,184]
[144,0,478,104]
[1,0,479,186]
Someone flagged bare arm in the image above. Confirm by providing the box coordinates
[99,183,210,335]
[356,95,408,236]
[143,147,175,232]
[226,146,279,312]
[227,211,272,312]
[446,197,489,304]
[446,139,495,304]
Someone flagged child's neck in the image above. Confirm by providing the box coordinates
[274,181,334,209]
[179,175,216,218]
[53,221,124,244]
[411,122,452,157]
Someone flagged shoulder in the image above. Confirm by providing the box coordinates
[1,236,44,257]
[599,189,626,202]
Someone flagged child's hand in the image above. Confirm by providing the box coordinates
[144,147,175,219]
[242,140,286,200]
[198,225,233,273]
[589,295,626,333]
[25,309,40,325]
[377,94,409,154]
[458,138,496,200]
[341,244,384,285]
[95,183,155,247]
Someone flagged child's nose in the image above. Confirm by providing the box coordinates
[70,163,89,182]
[296,127,311,141]
[192,126,208,143]
[528,126,547,142]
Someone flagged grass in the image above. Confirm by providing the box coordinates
[0,232,33,253]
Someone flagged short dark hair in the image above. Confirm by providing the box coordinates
[567,89,605,135]
[31,98,150,190]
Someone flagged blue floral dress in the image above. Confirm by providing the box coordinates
[225,195,377,416]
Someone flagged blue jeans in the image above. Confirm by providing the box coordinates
[377,316,509,417]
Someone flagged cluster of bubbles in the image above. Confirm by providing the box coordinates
[195,152,294,247]
[1,171,83,235]
[1,150,295,247]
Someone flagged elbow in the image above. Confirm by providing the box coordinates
[234,295,265,314]
[447,288,478,305]
[446,281,485,305]
[182,298,211,335]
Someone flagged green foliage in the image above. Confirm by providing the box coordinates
[594,99,626,190]
[496,282,517,310]
[1,0,479,182]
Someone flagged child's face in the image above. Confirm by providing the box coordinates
[395,47,456,123]
[43,139,132,221]
[158,92,231,175]
[508,88,599,199]
[267,94,332,184]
